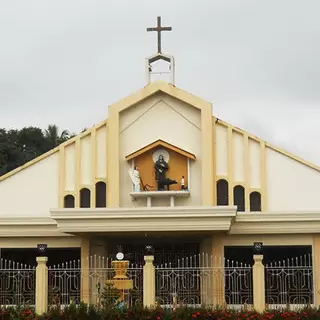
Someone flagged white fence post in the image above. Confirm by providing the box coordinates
[253,254,265,312]
[143,255,155,307]
[36,256,48,315]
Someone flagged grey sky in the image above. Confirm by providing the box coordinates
[0,0,320,164]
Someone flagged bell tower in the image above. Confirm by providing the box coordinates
[145,16,175,85]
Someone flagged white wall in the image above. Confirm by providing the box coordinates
[267,148,320,211]
[0,153,59,217]
[119,92,202,207]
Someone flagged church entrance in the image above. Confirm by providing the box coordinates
[107,235,201,266]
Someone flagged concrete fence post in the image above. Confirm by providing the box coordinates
[253,254,265,313]
[143,255,155,308]
[35,256,48,315]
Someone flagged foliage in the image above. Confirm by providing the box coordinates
[101,283,121,306]
[3,305,320,320]
[0,124,74,176]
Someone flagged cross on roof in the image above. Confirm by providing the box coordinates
[147,16,172,54]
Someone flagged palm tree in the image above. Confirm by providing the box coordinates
[44,125,71,149]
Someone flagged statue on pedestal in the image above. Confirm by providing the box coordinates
[132,167,140,192]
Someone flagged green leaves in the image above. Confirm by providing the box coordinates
[0,124,73,177]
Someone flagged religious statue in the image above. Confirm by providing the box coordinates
[132,167,140,192]
[154,154,168,182]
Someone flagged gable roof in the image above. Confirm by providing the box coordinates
[125,139,196,161]
[1,81,320,182]
[109,80,212,114]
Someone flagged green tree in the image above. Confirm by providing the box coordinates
[0,125,74,177]
[43,124,72,150]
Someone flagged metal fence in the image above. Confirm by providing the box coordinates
[0,259,35,306]
[155,254,253,308]
[265,254,313,307]
[48,255,143,307]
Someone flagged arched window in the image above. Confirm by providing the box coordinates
[64,195,75,208]
[217,179,228,206]
[80,188,91,208]
[234,185,245,212]
[250,191,262,212]
[95,182,106,208]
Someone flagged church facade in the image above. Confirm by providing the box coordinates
[1,20,320,308]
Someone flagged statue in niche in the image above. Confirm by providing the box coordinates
[154,154,177,191]
[154,154,168,182]
[132,166,141,192]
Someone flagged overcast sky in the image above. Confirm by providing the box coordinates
[0,0,320,164]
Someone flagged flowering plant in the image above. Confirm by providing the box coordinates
[1,304,320,319]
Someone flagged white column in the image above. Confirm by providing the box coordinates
[147,196,152,207]
[36,257,48,315]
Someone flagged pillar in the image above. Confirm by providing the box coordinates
[212,234,224,307]
[253,254,265,313]
[81,237,90,304]
[35,257,48,315]
[313,235,320,306]
[143,255,155,307]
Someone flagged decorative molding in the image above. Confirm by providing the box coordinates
[125,139,196,161]
[50,206,237,233]
[0,217,72,237]
[230,211,320,234]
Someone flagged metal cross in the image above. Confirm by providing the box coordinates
[147,16,172,54]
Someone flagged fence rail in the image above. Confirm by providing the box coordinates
[0,259,35,306]
[48,256,143,307]
[265,254,313,306]
[155,254,253,307]
[0,254,315,310]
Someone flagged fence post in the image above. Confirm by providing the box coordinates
[143,255,155,308]
[36,256,48,315]
[253,254,265,313]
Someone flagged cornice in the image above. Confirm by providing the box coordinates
[50,206,237,233]
[230,211,320,234]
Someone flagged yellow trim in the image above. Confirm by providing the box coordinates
[212,119,217,205]
[216,175,228,180]
[91,128,97,208]
[58,146,65,208]
[260,141,267,211]
[243,134,250,211]
[0,119,107,183]
[107,80,214,207]
[227,127,233,206]
[216,118,320,173]
[75,137,81,208]
[125,139,196,161]
[0,147,59,182]
[63,191,76,196]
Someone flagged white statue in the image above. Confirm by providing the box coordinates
[132,166,141,192]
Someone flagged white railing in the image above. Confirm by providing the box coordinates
[0,259,35,306]
[265,254,313,307]
[155,254,253,308]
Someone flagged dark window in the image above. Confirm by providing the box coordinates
[217,179,228,205]
[80,188,91,208]
[64,195,75,208]
[234,185,245,211]
[250,191,262,211]
[95,182,106,207]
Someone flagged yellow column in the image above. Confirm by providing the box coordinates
[35,257,48,315]
[212,234,224,307]
[81,237,90,304]
[313,236,320,306]
[253,254,265,313]
[143,255,155,307]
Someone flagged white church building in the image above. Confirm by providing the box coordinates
[0,17,319,309]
